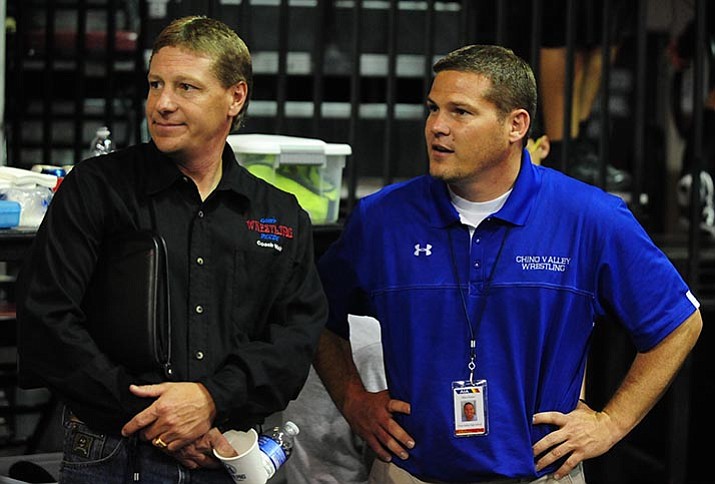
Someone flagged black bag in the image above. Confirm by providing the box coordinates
[83,231,172,378]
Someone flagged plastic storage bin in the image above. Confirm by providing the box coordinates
[227,134,350,224]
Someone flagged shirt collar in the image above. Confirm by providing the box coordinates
[492,148,540,227]
[428,148,540,228]
[215,143,251,197]
[144,141,184,195]
[144,141,251,200]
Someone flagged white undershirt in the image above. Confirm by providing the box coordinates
[449,187,512,239]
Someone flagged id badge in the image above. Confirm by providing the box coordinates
[452,380,488,437]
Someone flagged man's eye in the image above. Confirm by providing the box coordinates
[180,83,196,91]
[148,81,160,89]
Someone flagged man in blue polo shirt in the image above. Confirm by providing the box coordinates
[313,44,702,484]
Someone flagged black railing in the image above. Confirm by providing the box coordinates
[7,0,144,164]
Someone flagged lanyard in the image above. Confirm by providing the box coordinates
[447,224,511,384]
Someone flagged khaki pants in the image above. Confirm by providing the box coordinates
[369,460,586,484]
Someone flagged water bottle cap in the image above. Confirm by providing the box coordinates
[284,421,299,436]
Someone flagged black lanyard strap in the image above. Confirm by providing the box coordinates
[447,223,511,383]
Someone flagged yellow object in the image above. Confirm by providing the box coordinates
[247,163,330,223]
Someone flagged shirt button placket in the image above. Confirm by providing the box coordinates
[189,206,209,377]
[470,230,485,296]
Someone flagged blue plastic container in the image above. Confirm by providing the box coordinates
[0,200,21,228]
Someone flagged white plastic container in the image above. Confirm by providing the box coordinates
[227,134,351,224]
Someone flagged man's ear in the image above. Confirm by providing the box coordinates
[508,109,530,144]
[228,81,248,117]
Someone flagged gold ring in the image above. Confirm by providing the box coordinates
[153,437,168,448]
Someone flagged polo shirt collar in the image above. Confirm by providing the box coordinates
[493,148,540,227]
[429,175,461,228]
[428,148,540,228]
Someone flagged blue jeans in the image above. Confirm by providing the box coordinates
[60,407,234,484]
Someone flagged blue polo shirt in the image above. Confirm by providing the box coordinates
[318,151,698,482]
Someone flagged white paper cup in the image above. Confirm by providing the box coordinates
[213,429,268,484]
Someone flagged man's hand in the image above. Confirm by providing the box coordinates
[534,311,702,479]
[121,382,216,451]
[314,330,415,462]
[532,400,618,480]
[165,428,230,470]
[342,388,414,463]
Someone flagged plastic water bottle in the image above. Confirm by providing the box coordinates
[89,126,114,157]
[257,421,299,478]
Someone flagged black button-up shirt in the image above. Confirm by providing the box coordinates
[16,141,328,433]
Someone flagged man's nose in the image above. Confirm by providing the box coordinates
[154,88,177,112]
[428,113,450,136]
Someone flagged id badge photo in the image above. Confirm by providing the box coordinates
[452,380,488,437]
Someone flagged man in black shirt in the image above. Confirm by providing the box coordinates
[16,16,327,483]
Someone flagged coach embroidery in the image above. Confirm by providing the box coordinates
[246,217,294,252]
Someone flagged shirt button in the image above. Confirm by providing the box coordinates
[474,238,481,244]
[196,257,204,265]
[195,351,204,360]
[198,211,204,218]
[195,305,204,314]
[474,260,481,268]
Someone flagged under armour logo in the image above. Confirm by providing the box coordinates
[414,244,432,256]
